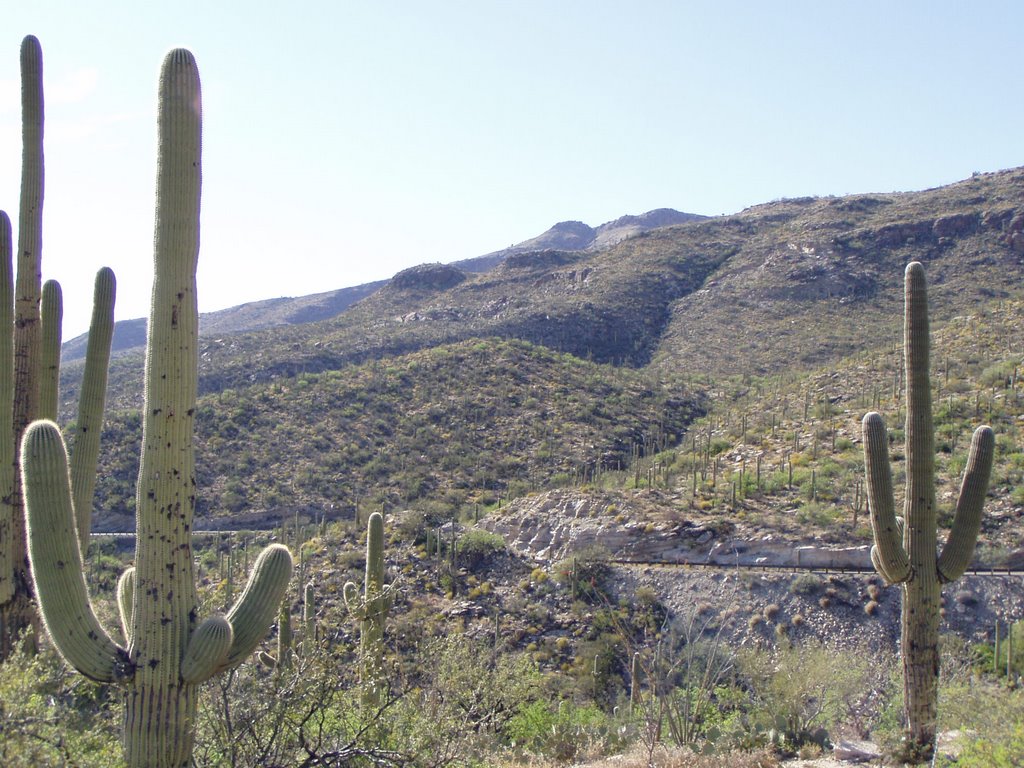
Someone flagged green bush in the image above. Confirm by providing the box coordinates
[738,642,876,755]
[944,722,1024,768]
[457,528,507,570]
[788,573,823,597]
[506,699,614,761]
[0,646,120,767]
[554,545,613,603]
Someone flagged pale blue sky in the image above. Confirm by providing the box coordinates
[2,1,1022,336]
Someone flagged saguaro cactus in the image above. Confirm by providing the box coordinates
[344,511,394,708]
[22,49,292,768]
[862,262,994,762]
[258,600,294,671]
[0,34,44,658]
[303,580,317,647]
[1,36,119,659]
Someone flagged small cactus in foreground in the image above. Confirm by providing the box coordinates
[22,49,291,768]
[862,261,994,762]
[344,511,395,708]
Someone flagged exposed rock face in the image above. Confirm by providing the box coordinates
[932,212,978,239]
[389,263,468,291]
[481,490,872,568]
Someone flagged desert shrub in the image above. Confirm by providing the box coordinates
[456,528,507,570]
[934,654,1024,767]
[505,699,616,761]
[789,573,823,596]
[554,545,613,603]
[737,642,876,755]
[945,721,1024,768]
[0,646,120,767]
[384,637,544,764]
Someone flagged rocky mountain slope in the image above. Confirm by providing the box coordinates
[61,207,699,363]
[54,168,1024,549]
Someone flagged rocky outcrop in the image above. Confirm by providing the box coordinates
[482,490,872,568]
[389,263,468,291]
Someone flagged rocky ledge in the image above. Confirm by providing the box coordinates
[482,489,872,569]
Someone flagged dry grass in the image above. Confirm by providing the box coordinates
[488,743,782,768]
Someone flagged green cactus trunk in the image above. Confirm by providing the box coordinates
[1,34,44,659]
[278,601,293,668]
[863,262,994,762]
[361,514,386,701]
[303,580,316,647]
[345,511,392,708]
[0,213,13,612]
[122,47,204,766]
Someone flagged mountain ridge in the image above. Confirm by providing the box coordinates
[61,207,701,362]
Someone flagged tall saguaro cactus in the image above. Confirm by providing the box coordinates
[1,35,121,660]
[344,511,394,708]
[0,212,13,613]
[22,49,292,768]
[862,262,994,762]
[0,34,45,657]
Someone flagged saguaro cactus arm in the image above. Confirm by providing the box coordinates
[863,411,911,584]
[39,279,61,421]
[937,425,995,582]
[71,267,116,552]
[215,543,292,674]
[117,566,135,644]
[181,616,233,684]
[21,420,131,682]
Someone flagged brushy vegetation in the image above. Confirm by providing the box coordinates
[6,551,1024,767]
[89,338,702,529]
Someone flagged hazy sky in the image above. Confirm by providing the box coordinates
[2,2,1022,337]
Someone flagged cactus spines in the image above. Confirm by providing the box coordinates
[22,48,292,768]
[862,262,995,760]
[344,511,394,707]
